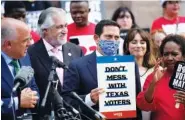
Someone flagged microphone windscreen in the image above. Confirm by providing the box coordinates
[14,66,34,87]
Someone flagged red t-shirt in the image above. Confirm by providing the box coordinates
[67,22,96,55]
[151,16,185,34]
[31,30,40,43]
[67,22,95,41]
[137,72,185,120]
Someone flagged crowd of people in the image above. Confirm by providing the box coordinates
[1,0,185,120]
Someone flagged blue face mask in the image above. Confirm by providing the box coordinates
[98,40,120,56]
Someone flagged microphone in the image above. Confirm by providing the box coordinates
[50,56,68,69]
[70,92,106,120]
[50,86,64,111]
[50,86,79,119]
[62,99,80,115]
[12,66,34,92]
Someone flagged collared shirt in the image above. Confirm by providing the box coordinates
[96,50,103,57]
[1,52,19,110]
[43,39,64,85]
[43,39,63,56]
[1,52,14,77]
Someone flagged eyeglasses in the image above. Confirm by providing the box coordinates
[118,15,131,19]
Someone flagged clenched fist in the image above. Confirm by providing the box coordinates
[20,88,39,108]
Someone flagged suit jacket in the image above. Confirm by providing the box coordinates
[63,52,142,120]
[1,53,39,120]
[28,39,83,118]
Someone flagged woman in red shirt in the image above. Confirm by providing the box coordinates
[137,35,185,120]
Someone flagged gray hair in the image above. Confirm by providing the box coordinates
[37,7,66,37]
[1,23,16,45]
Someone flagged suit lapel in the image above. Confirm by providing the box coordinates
[62,43,73,66]
[87,52,97,81]
[34,41,73,71]
[34,40,52,72]
[1,55,14,90]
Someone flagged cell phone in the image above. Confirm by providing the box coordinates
[70,38,79,45]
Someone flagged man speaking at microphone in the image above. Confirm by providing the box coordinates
[28,7,83,119]
[1,18,39,119]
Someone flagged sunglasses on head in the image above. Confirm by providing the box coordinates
[167,1,179,4]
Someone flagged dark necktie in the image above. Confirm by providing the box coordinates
[10,59,20,76]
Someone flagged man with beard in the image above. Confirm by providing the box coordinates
[28,7,83,119]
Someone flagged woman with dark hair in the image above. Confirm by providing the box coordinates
[123,28,156,83]
[112,6,138,55]
[137,34,185,120]
[112,6,137,30]
[123,28,156,120]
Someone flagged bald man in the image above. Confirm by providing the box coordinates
[1,18,39,120]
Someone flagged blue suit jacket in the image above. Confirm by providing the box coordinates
[1,54,39,120]
[63,52,142,120]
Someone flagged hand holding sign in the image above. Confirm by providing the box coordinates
[169,61,185,108]
[90,88,104,104]
[174,91,185,106]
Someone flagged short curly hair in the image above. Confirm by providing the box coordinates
[160,34,185,57]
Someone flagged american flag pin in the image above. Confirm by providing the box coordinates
[68,53,72,56]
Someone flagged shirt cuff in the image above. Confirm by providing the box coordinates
[85,93,95,107]
[14,97,19,110]
[1,100,3,106]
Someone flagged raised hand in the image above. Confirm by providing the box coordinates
[145,58,166,103]
[152,58,166,84]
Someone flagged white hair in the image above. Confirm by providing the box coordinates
[1,23,16,45]
[37,7,66,37]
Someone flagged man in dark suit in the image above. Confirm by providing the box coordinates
[28,7,83,119]
[1,18,39,120]
[63,20,142,120]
